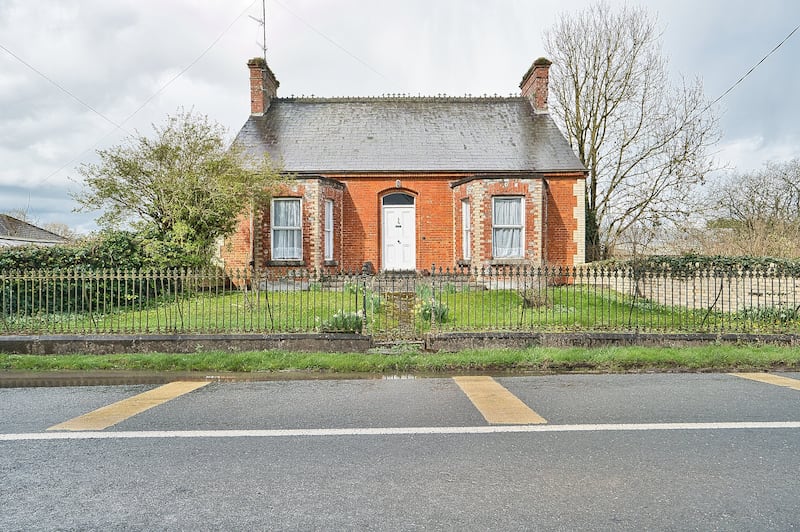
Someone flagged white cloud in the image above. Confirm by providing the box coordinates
[716,135,800,173]
[1,0,799,233]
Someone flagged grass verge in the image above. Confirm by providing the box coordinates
[1,345,799,374]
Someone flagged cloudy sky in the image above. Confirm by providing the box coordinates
[1,0,798,233]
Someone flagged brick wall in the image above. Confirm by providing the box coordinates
[217,213,254,273]
[222,172,586,274]
[327,173,459,271]
[544,174,585,266]
[259,182,308,269]
[317,183,345,270]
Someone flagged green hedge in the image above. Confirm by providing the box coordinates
[0,231,194,316]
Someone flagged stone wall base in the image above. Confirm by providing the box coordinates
[0,333,370,355]
[424,331,800,352]
[1,332,798,356]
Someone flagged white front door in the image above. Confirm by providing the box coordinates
[382,206,416,271]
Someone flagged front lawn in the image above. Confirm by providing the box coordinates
[3,283,799,335]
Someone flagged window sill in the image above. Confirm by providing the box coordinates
[488,258,528,266]
[323,260,338,267]
[266,260,305,267]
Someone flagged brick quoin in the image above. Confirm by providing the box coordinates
[452,177,547,269]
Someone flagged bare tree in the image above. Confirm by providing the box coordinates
[543,2,720,260]
[3,209,36,224]
[706,159,800,257]
[41,222,79,240]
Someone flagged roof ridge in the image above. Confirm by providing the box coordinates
[276,94,526,103]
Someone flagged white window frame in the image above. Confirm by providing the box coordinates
[271,198,302,260]
[461,199,471,260]
[324,199,334,261]
[492,196,524,259]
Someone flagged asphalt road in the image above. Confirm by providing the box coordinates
[1,373,799,530]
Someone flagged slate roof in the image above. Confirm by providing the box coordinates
[234,97,585,174]
[0,214,67,247]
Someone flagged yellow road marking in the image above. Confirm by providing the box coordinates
[47,381,209,431]
[731,373,800,391]
[453,376,546,425]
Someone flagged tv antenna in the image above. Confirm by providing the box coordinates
[248,0,267,61]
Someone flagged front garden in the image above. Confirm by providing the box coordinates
[3,263,800,338]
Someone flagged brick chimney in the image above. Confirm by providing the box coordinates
[247,57,280,115]
[520,57,552,113]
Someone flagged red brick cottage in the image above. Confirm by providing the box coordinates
[221,57,586,273]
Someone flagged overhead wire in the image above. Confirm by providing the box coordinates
[17,0,390,190]
[0,42,124,130]
[5,4,796,192]
[1,0,259,188]
[119,0,260,126]
[271,0,389,82]
[710,22,800,106]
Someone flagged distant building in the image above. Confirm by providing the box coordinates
[0,214,68,247]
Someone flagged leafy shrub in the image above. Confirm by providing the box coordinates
[321,311,363,333]
[415,284,432,300]
[0,230,202,272]
[737,306,800,324]
[308,282,323,292]
[441,282,457,294]
[1,269,190,317]
[520,289,550,309]
[417,299,449,323]
[343,281,360,295]
[367,292,383,312]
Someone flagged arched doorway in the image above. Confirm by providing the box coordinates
[382,193,416,271]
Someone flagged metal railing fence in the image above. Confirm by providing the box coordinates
[2,266,799,337]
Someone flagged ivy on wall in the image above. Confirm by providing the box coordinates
[604,254,800,276]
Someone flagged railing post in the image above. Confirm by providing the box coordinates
[361,267,368,335]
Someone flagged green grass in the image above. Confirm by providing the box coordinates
[418,286,800,333]
[2,289,364,334]
[1,345,799,374]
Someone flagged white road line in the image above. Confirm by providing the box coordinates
[2,422,800,441]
